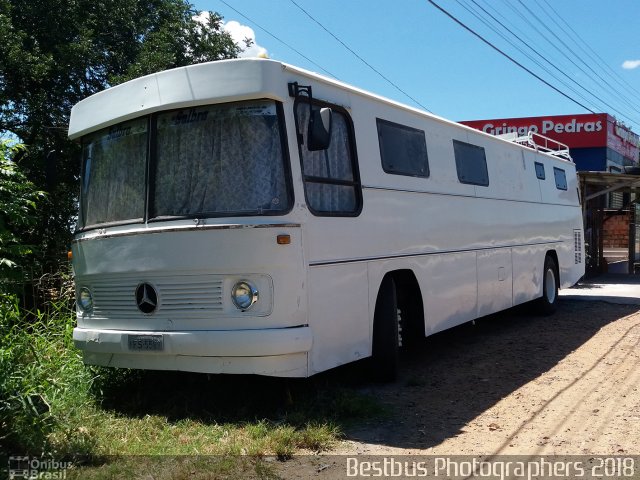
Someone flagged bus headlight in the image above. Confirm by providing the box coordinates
[231,281,259,311]
[77,287,93,312]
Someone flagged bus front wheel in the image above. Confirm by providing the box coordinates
[370,276,399,382]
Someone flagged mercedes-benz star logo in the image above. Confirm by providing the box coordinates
[135,283,158,314]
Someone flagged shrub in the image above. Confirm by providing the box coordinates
[0,140,45,288]
[0,293,96,457]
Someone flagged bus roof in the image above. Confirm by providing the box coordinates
[67,58,574,164]
[68,58,451,139]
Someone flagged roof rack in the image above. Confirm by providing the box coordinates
[497,131,573,161]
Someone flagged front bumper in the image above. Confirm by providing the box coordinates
[73,326,312,356]
[73,326,312,377]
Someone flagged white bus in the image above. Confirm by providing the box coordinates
[69,59,585,380]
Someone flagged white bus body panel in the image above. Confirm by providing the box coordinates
[72,222,311,376]
[69,59,585,377]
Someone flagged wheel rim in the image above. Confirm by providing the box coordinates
[545,267,557,303]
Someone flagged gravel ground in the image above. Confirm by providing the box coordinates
[274,298,640,478]
[334,299,640,456]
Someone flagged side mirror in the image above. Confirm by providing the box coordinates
[307,107,332,151]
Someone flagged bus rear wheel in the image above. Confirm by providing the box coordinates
[537,255,558,315]
[370,276,399,382]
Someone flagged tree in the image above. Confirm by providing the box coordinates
[0,141,44,283]
[0,0,243,272]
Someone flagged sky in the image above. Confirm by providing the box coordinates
[195,0,640,134]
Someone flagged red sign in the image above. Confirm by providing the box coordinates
[460,113,607,148]
[460,113,639,162]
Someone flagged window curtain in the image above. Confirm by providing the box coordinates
[81,118,147,227]
[153,101,289,217]
[296,104,357,213]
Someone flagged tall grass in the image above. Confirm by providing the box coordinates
[0,292,96,457]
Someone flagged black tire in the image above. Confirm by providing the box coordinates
[370,276,399,382]
[537,255,558,315]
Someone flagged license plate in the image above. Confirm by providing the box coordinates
[128,334,164,351]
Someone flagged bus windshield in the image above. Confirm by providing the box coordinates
[79,100,291,229]
[80,118,148,227]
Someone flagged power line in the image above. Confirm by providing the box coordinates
[504,0,640,127]
[216,0,338,79]
[458,0,640,124]
[455,0,604,114]
[288,0,432,112]
[536,0,640,101]
[513,0,640,118]
[426,0,595,113]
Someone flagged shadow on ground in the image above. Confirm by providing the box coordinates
[93,350,380,428]
[93,299,638,449]
[343,299,639,449]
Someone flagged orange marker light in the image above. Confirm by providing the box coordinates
[67,250,73,261]
[277,234,291,245]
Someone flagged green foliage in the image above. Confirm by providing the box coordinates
[0,291,96,457]
[0,141,44,282]
[0,0,242,269]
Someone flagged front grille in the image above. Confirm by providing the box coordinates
[88,274,224,319]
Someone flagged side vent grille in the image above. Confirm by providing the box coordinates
[574,229,582,264]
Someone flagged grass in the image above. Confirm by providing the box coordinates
[0,293,97,458]
[0,290,383,479]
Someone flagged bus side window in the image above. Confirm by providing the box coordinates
[453,140,489,187]
[553,167,567,190]
[376,118,429,178]
[294,100,362,216]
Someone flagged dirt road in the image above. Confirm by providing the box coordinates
[334,299,640,456]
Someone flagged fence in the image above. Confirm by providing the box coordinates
[2,264,74,313]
